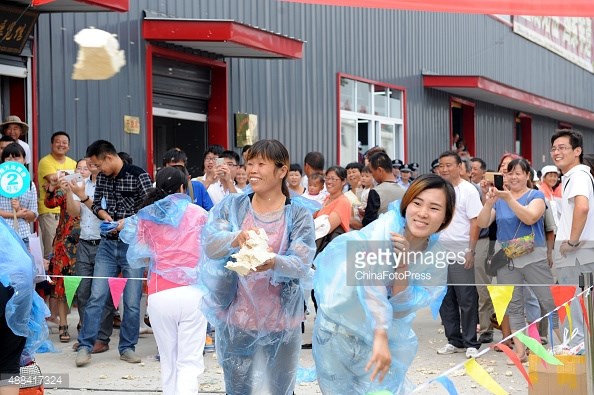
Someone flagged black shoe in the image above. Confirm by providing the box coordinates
[478,332,493,344]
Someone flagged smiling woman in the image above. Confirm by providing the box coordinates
[312,174,456,394]
[199,139,316,395]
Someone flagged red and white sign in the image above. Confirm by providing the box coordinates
[513,17,594,73]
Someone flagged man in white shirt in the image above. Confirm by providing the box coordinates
[66,158,115,354]
[551,129,594,349]
[436,151,483,359]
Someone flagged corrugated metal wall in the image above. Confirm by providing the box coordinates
[34,0,594,172]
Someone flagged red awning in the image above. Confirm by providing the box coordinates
[143,18,304,59]
[282,0,594,17]
[26,0,128,12]
[423,75,594,127]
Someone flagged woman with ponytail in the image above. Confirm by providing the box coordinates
[120,166,208,395]
[200,139,316,395]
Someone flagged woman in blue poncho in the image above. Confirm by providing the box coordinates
[200,139,316,395]
[120,166,209,395]
[313,174,456,395]
[0,218,49,395]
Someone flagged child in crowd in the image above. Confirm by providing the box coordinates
[302,172,327,205]
[0,143,38,245]
[359,166,374,211]
[234,164,248,190]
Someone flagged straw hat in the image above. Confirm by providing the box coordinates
[1,115,29,135]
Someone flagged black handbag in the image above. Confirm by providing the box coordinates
[485,248,511,277]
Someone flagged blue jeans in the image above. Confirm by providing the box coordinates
[77,239,144,354]
[75,240,116,344]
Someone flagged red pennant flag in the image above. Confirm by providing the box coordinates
[492,343,532,387]
[32,0,55,5]
[108,277,128,310]
[550,285,576,323]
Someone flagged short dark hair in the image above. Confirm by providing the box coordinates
[0,135,14,143]
[345,162,364,172]
[51,131,70,144]
[1,142,26,162]
[204,144,224,157]
[439,150,462,164]
[220,150,240,164]
[470,157,487,171]
[162,148,187,166]
[118,151,133,165]
[368,152,393,172]
[304,151,325,171]
[242,145,252,154]
[86,140,117,158]
[551,129,584,163]
[361,165,372,174]
[289,163,303,175]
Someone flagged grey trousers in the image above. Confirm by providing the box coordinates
[474,238,494,333]
[496,258,559,332]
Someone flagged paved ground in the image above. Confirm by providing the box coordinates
[36,308,530,395]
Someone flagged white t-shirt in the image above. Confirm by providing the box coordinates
[439,179,483,252]
[73,177,102,240]
[200,176,243,205]
[555,164,594,268]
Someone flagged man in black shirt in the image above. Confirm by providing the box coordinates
[76,140,152,367]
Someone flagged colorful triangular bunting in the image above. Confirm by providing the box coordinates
[464,358,509,395]
[64,276,82,308]
[550,285,576,323]
[435,376,459,395]
[515,332,563,365]
[492,342,531,387]
[487,285,514,325]
[108,277,128,310]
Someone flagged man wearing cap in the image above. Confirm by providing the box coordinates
[391,159,403,181]
[1,115,31,165]
[431,158,440,175]
[397,163,414,190]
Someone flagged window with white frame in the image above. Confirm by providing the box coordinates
[339,76,405,166]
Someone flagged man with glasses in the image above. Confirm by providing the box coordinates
[201,149,243,204]
[551,129,594,350]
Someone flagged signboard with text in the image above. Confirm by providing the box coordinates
[513,16,594,73]
[0,4,39,55]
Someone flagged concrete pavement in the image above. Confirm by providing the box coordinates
[35,308,529,394]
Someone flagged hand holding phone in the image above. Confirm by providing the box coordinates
[484,172,504,191]
[63,173,84,183]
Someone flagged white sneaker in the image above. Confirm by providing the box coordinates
[437,343,465,355]
[466,347,479,359]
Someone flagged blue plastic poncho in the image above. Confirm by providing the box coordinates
[313,201,447,395]
[120,193,208,287]
[0,218,49,365]
[200,193,316,395]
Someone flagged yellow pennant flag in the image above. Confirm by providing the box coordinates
[487,285,514,325]
[464,359,509,395]
[565,303,573,335]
